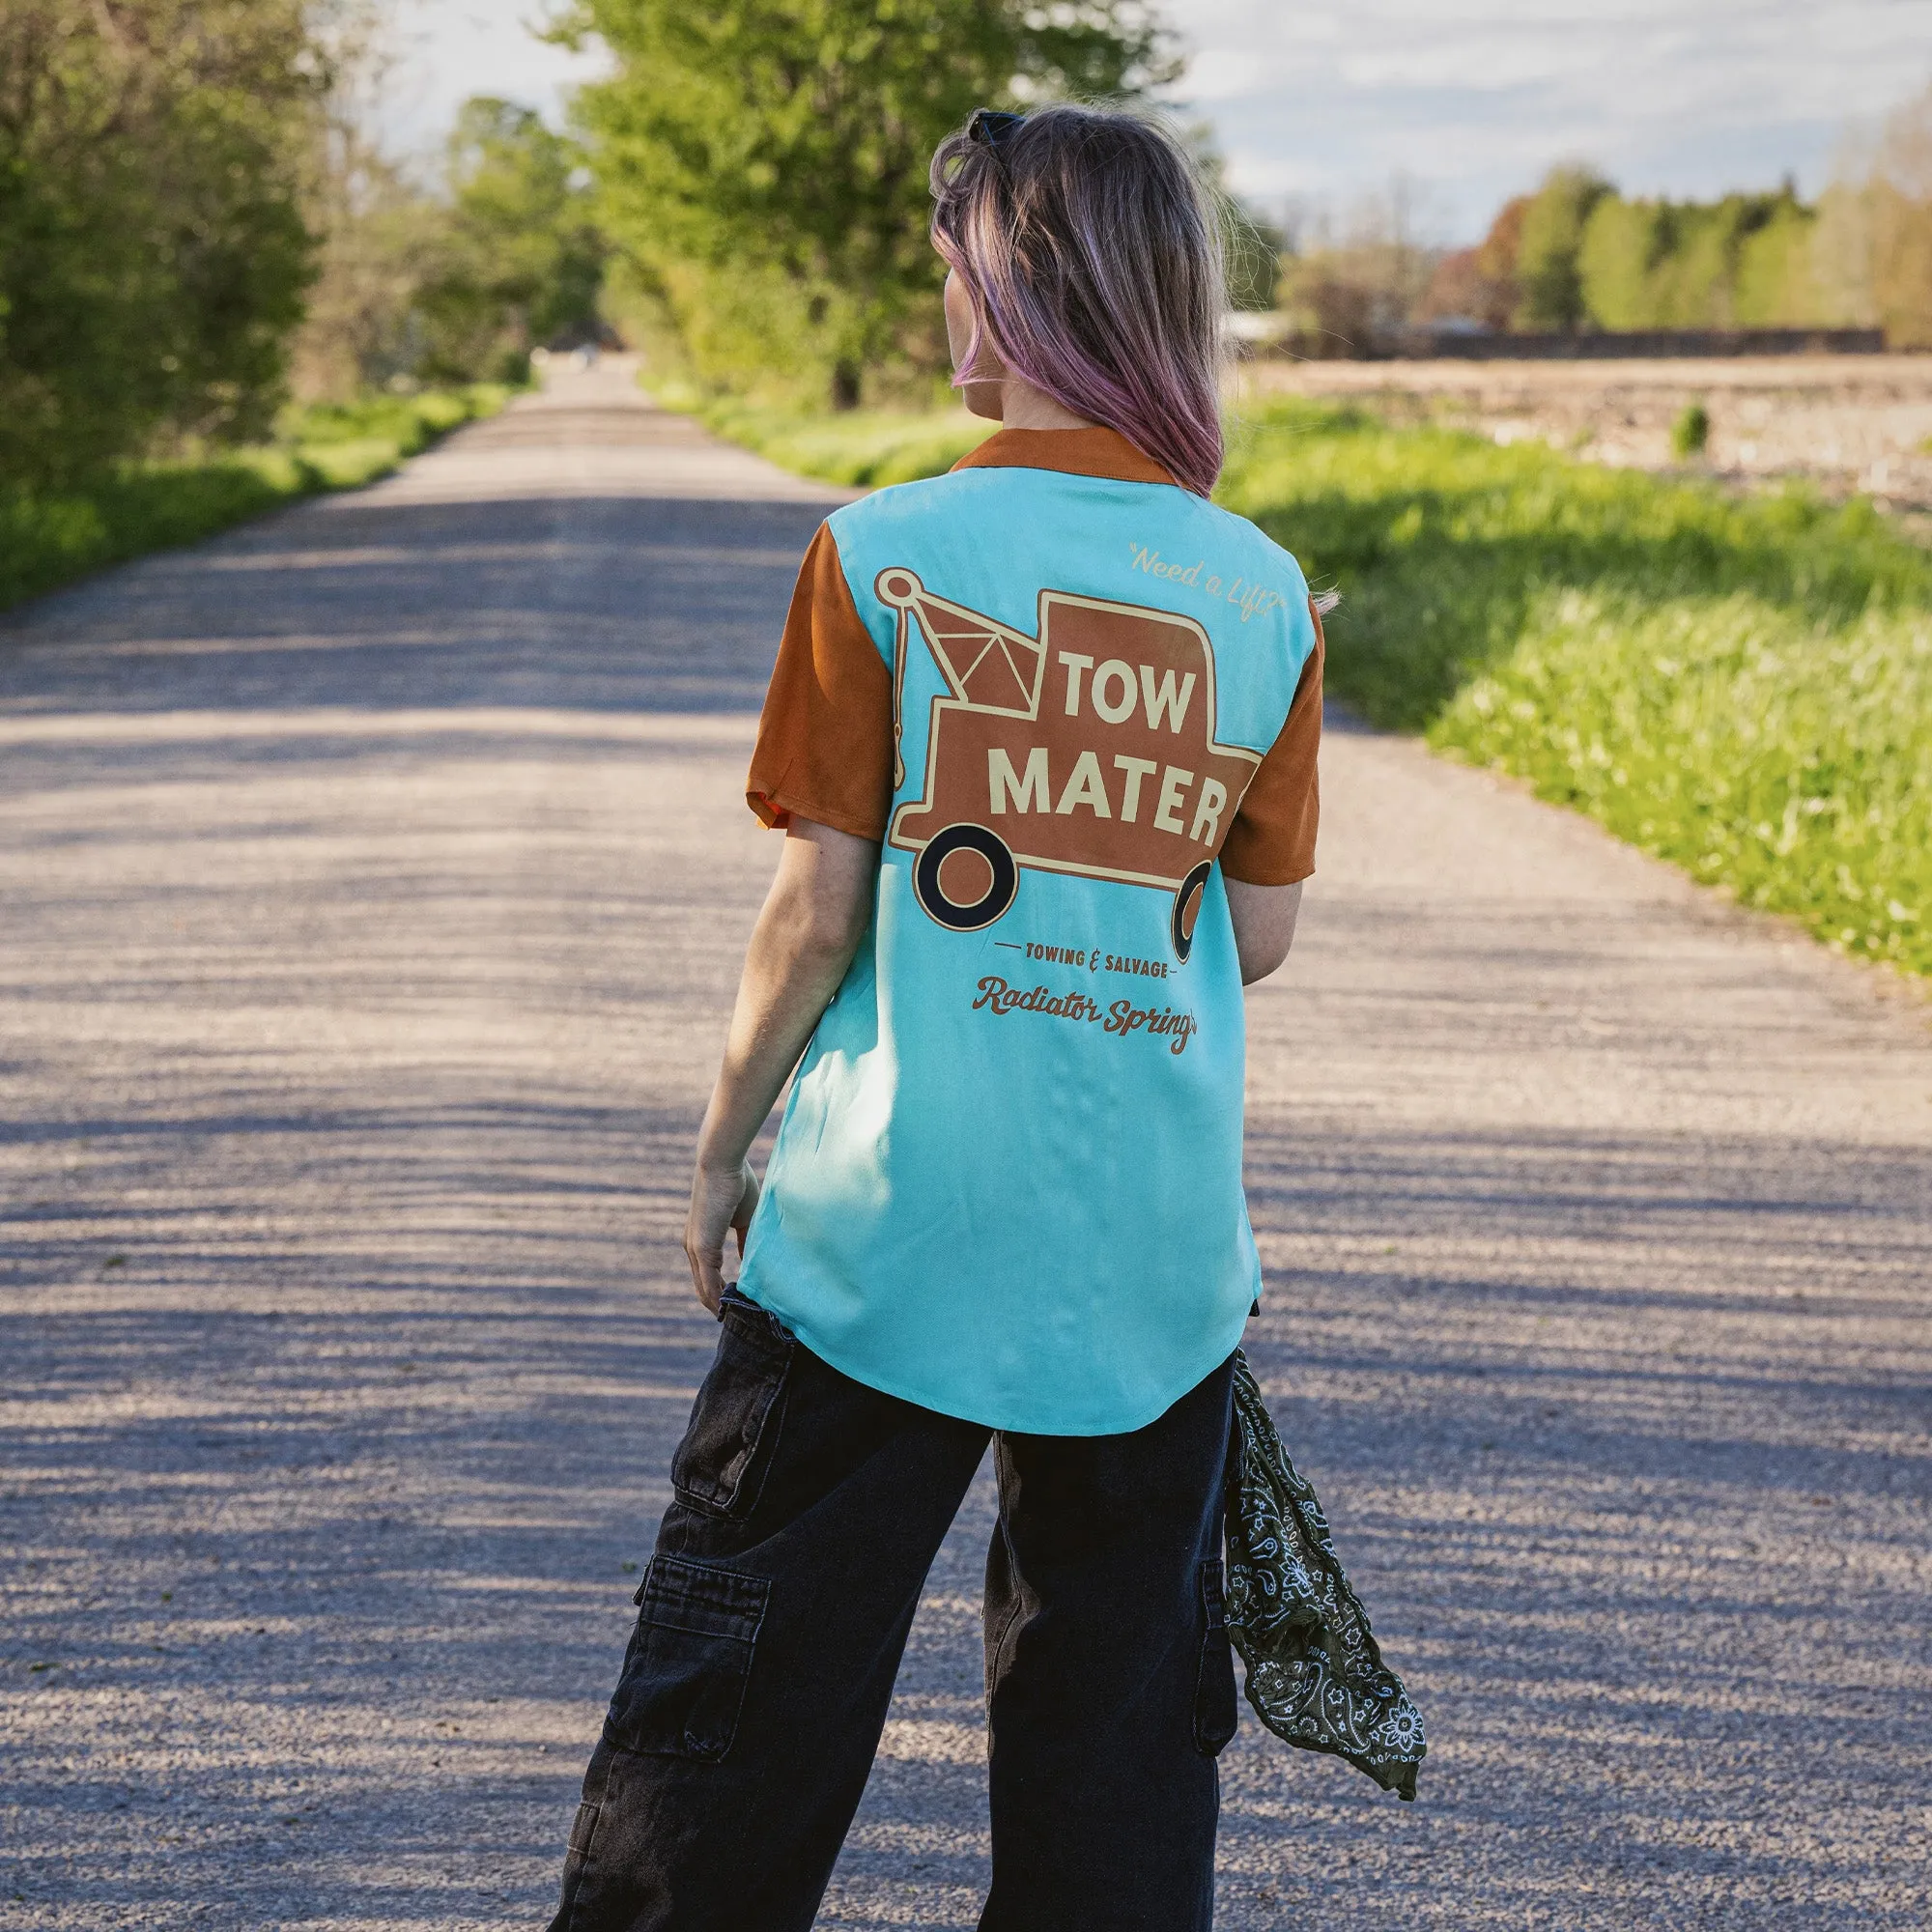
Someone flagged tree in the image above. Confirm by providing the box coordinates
[1417,195,1524,330]
[287,0,440,400]
[293,51,607,399]
[1513,165,1611,331]
[1575,185,1820,330]
[1805,89,1932,339]
[1572,194,1661,330]
[557,0,1177,407]
[1863,81,1932,348]
[1275,179,1438,353]
[1730,194,1821,325]
[0,0,325,485]
[414,98,606,381]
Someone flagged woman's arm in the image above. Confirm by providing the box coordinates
[1226,878,1303,985]
[684,818,878,1311]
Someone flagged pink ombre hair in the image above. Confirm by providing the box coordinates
[930,104,1227,497]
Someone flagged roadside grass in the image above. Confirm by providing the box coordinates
[0,384,515,614]
[1219,401,1931,975]
[698,392,1932,977]
[690,392,992,487]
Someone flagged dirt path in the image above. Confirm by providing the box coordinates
[4,363,1929,1931]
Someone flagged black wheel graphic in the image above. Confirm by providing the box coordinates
[914,823,1018,932]
[1171,860,1213,963]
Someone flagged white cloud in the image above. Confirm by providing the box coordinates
[1166,0,1932,238]
[373,0,1932,240]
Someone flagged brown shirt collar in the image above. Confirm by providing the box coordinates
[950,425,1176,487]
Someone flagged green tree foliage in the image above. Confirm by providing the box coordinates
[1513,165,1612,330]
[416,98,606,381]
[1731,197,1821,324]
[1577,186,1821,329]
[1855,80,1932,349]
[295,85,604,399]
[1495,84,1932,345]
[558,0,1176,406]
[1421,95,1932,347]
[0,0,324,486]
[1573,196,1662,329]
[291,106,446,400]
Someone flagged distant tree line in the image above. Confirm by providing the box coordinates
[7,0,1264,480]
[11,0,1923,491]
[0,0,605,493]
[5,0,1212,474]
[1278,81,1932,355]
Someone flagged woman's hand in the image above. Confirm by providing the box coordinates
[684,1159,761,1315]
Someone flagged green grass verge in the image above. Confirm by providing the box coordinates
[690,393,993,488]
[1218,401,1931,976]
[698,393,1932,977]
[0,384,516,614]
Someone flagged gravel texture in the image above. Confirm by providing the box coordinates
[3,362,1930,1930]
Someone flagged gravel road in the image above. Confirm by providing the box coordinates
[4,362,1930,1931]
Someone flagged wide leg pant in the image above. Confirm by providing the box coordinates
[548,1289,1238,1932]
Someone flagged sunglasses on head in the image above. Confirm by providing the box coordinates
[968,108,1025,152]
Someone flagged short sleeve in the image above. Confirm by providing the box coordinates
[1218,598,1324,886]
[746,523,894,841]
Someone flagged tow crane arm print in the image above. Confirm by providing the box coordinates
[878,567,1264,963]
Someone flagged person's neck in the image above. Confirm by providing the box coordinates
[997,378,1096,433]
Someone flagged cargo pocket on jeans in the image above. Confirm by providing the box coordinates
[1193,1556,1238,1756]
[670,1287,795,1519]
[604,1554,770,1762]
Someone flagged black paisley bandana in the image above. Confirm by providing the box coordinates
[1225,1350,1427,1800]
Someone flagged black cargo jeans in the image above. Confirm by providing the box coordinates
[548,1288,1239,1932]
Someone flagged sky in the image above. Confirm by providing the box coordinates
[388,0,1932,242]
[383,1,599,149]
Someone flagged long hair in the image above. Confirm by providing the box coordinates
[930,104,1227,497]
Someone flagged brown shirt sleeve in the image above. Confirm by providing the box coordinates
[1218,597,1324,886]
[746,523,894,841]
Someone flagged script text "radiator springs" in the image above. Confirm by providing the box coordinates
[972,976,1200,1055]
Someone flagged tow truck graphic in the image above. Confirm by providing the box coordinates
[878,567,1264,963]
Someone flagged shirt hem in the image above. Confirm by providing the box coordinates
[746,784,887,843]
[1219,857,1316,887]
[735,1280,1253,1438]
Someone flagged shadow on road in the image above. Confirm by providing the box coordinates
[0,494,829,717]
[2,385,1928,1930]
[5,1063,1927,1922]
